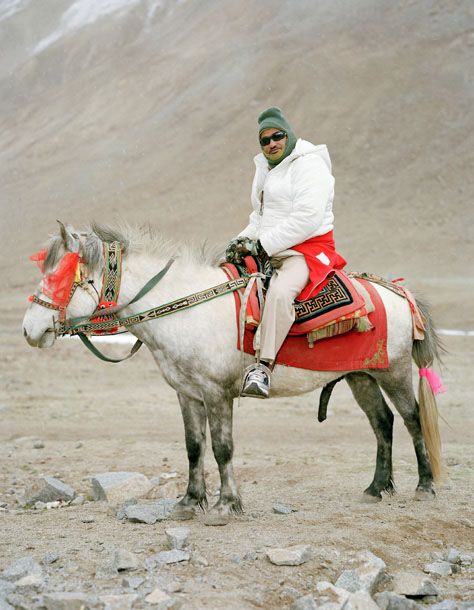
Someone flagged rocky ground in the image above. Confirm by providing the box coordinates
[1,316,473,609]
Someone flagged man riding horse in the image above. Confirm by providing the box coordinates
[226,107,346,398]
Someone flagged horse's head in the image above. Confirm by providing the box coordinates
[23,222,103,348]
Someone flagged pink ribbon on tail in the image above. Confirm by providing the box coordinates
[419,368,446,395]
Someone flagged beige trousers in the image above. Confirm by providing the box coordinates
[259,254,310,363]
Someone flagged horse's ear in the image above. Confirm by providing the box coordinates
[56,220,79,252]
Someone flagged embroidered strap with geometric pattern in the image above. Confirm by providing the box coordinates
[60,277,250,336]
[100,241,122,304]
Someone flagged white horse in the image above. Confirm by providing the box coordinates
[23,222,443,525]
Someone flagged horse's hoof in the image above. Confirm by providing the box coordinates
[361,492,382,504]
[203,512,231,526]
[170,505,196,521]
[414,488,436,501]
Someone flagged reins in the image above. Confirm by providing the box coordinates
[31,238,257,364]
[62,276,250,336]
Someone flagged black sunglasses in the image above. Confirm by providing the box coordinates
[259,131,287,146]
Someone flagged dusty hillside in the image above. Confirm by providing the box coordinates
[0,0,473,325]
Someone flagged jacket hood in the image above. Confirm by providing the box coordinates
[254,139,332,172]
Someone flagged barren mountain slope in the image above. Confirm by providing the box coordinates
[0,0,473,323]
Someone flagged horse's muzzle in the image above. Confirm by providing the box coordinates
[23,328,56,348]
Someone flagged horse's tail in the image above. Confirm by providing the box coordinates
[411,297,445,484]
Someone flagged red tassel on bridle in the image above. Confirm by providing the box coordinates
[29,250,81,308]
[91,300,119,334]
[29,249,48,274]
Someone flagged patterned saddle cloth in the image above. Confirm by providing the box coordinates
[221,256,375,346]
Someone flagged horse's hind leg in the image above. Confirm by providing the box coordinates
[376,372,435,499]
[346,373,395,502]
[171,393,208,520]
[204,394,242,525]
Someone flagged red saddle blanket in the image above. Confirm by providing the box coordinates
[222,260,388,372]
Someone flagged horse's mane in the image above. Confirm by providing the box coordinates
[44,221,224,272]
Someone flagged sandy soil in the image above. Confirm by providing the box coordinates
[1,298,473,607]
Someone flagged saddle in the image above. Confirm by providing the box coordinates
[222,256,375,347]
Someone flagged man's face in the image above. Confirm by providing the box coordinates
[259,128,287,162]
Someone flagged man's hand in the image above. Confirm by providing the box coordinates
[225,237,265,264]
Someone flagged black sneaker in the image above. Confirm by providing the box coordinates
[241,363,271,398]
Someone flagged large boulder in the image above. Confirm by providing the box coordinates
[91,472,152,504]
[24,476,75,505]
[335,550,386,595]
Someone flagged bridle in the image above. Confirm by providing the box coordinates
[29,241,136,361]
[29,238,252,362]
[30,239,178,362]
[30,280,98,322]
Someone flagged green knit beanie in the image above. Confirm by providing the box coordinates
[258,106,297,167]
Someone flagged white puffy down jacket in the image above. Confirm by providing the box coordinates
[238,139,335,257]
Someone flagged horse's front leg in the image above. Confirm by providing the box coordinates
[204,394,242,525]
[170,393,207,520]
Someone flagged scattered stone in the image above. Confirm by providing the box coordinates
[266,544,313,566]
[0,579,15,599]
[347,591,380,609]
[34,501,46,510]
[95,559,118,580]
[144,587,172,605]
[151,550,190,565]
[1,557,42,582]
[427,601,459,610]
[124,499,176,524]
[374,591,422,609]
[160,472,178,481]
[272,502,295,515]
[424,561,453,577]
[159,482,181,500]
[42,552,60,565]
[392,572,439,598]
[24,477,75,505]
[42,592,90,610]
[281,586,301,601]
[190,552,209,567]
[75,442,83,449]
[100,593,138,610]
[335,550,386,594]
[14,573,44,593]
[243,550,257,561]
[459,518,473,528]
[0,502,7,509]
[92,472,152,504]
[115,498,138,520]
[113,549,139,572]
[121,576,144,589]
[70,496,85,506]
[290,594,318,610]
[459,553,472,566]
[81,516,95,523]
[47,501,63,509]
[165,527,190,550]
[150,477,161,487]
[445,548,461,564]
[314,581,350,607]
[5,593,30,610]
[33,440,45,449]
